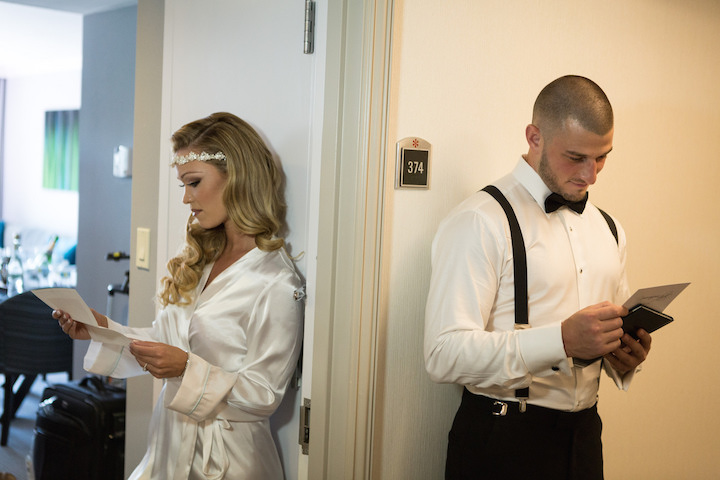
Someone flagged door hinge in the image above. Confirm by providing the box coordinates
[299,398,311,454]
[303,0,315,54]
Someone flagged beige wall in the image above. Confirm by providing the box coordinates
[374,1,720,478]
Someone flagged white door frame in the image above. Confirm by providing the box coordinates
[307,0,393,478]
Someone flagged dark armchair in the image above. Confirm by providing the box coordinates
[0,290,73,446]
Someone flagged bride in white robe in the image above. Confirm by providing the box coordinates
[56,113,304,479]
[84,247,303,479]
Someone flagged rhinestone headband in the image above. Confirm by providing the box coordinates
[170,151,227,167]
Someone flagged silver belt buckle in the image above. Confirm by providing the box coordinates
[492,401,508,416]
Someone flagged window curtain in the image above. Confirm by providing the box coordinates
[43,109,79,191]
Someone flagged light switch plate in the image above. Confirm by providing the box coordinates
[136,227,150,270]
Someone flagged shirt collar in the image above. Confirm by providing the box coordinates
[512,156,552,211]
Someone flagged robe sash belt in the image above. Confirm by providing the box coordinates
[173,407,263,479]
[202,418,231,479]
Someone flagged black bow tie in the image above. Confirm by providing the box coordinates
[544,192,588,214]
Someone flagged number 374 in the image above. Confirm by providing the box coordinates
[406,160,424,174]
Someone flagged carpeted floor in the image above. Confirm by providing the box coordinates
[0,373,69,480]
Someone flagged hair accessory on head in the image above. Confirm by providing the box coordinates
[170,151,226,167]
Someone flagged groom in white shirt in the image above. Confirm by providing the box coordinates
[424,75,651,479]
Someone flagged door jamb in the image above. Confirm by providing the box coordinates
[307,0,394,478]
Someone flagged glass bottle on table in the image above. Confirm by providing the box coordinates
[44,235,59,261]
[7,233,25,297]
[35,234,59,279]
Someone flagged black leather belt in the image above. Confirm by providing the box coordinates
[463,389,597,420]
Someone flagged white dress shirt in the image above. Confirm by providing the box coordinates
[425,158,634,412]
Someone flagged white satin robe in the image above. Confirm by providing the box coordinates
[83,247,304,479]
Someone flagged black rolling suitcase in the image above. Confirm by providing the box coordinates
[31,375,126,480]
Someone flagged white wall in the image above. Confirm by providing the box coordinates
[0,2,82,78]
[373,1,720,479]
[3,70,81,240]
[0,2,82,241]
[125,1,162,472]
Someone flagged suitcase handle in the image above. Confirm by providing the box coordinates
[79,375,108,392]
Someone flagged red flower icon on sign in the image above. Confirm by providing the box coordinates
[412,139,419,148]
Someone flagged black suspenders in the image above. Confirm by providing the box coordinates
[482,186,529,327]
[480,185,618,405]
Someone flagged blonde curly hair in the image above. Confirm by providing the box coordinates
[158,112,286,306]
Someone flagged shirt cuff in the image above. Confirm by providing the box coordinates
[518,324,572,376]
[604,360,641,391]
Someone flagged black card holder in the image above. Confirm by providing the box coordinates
[573,304,673,367]
[622,304,674,339]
